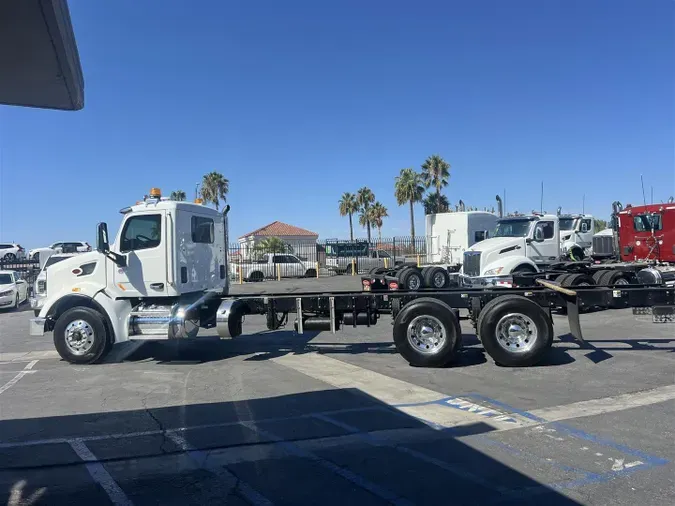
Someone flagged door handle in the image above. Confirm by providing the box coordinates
[150,283,164,290]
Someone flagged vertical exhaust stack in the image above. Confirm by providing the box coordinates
[495,195,503,218]
[458,200,465,212]
[668,196,674,203]
[556,206,562,216]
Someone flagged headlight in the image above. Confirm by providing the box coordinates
[0,289,14,297]
[484,267,504,276]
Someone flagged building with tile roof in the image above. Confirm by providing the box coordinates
[237,221,319,262]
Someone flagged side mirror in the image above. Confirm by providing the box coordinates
[534,228,544,242]
[581,223,588,233]
[97,222,110,252]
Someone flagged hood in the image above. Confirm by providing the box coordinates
[47,251,101,275]
[468,236,524,252]
[0,283,15,291]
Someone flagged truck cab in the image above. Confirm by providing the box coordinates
[559,214,594,260]
[617,204,674,263]
[30,189,230,363]
[462,214,561,281]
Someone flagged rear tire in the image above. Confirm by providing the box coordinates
[477,295,553,367]
[424,266,450,289]
[592,270,610,285]
[368,266,386,275]
[599,270,629,286]
[53,307,109,364]
[512,264,536,274]
[561,273,595,287]
[249,271,264,282]
[304,269,317,278]
[4,253,16,261]
[399,267,424,291]
[393,298,460,367]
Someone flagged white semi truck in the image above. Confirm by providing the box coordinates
[462,213,595,283]
[30,188,674,368]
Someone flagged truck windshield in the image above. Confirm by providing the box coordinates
[559,218,575,231]
[633,213,662,232]
[493,220,533,238]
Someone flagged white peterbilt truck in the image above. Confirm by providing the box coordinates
[30,189,232,363]
[462,213,595,282]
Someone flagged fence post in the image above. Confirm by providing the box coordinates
[238,265,243,284]
[316,262,320,278]
[417,255,421,267]
[393,237,396,265]
[351,258,355,276]
[276,263,281,281]
[384,258,388,269]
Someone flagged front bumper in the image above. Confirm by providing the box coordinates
[0,294,15,307]
[459,274,514,288]
[29,317,46,336]
[30,296,45,310]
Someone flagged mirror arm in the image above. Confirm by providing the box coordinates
[104,251,127,267]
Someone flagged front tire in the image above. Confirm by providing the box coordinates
[393,298,460,367]
[4,253,16,261]
[53,307,110,364]
[477,295,553,367]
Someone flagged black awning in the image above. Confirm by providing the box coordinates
[0,0,84,111]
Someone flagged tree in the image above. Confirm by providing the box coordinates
[338,192,359,241]
[422,192,450,214]
[170,190,186,201]
[370,202,389,241]
[394,168,425,243]
[200,171,229,211]
[356,187,376,242]
[421,154,450,201]
[594,219,609,233]
[256,236,292,254]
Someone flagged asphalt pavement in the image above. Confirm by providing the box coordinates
[1,276,674,505]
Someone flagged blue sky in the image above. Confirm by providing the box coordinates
[1,0,673,248]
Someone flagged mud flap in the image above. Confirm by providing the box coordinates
[566,295,586,345]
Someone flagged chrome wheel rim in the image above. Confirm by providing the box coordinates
[407,315,446,354]
[65,319,95,356]
[408,274,421,290]
[614,278,629,286]
[433,272,446,288]
[495,313,537,353]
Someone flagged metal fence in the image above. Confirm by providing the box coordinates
[0,259,41,295]
[228,237,430,282]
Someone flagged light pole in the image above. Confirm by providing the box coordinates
[195,182,200,200]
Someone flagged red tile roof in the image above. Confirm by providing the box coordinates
[239,221,318,239]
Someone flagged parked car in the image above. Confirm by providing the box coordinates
[30,253,79,315]
[29,241,91,260]
[0,243,26,262]
[0,270,29,310]
[230,253,317,281]
[326,248,400,274]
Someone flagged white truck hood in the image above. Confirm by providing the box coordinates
[468,236,524,253]
[0,283,15,292]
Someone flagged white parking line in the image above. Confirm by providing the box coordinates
[529,384,675,422]
[272,353,675,429]
[0,360,38,395]
[69,439,133,506]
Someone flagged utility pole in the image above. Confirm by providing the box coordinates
[540,181,544,214]
[582,194,585,214]
[195,182,200,200]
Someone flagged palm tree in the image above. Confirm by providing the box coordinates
[338,192,359,241]
[394,168,424,242]
[256,236,289,254]
[356,187,376,242]
[422,192,450,215]
[370,202,389,241]
[421,154,450,201]
[170,190,186,201]
[200,171,229,211]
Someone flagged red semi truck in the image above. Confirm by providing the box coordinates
[593,200,675,264]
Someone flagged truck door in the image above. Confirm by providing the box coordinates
[113,211,168,296]
[577,218,593,249]
[527,220,559,266]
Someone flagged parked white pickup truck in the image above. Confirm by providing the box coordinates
[326,249,399,274]
[231,253,317,281]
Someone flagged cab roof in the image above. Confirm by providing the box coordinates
[125,199,224,217]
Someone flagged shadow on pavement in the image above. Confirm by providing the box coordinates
[0,388,581,505]
[556,334,675,363]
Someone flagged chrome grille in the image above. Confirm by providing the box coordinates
[592,235,615,257]
[463,251,481,277]
[37,280,46,293]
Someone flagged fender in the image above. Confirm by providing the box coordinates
[562,241,585,260]
[40,289,133,344]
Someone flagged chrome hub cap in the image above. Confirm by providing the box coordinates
[407,315,445,354]
[495,313,537,353]
[408,275,421,290]
[433,272,445,288]
[65,320,95,356]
